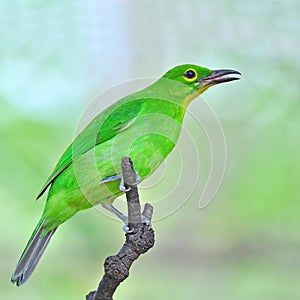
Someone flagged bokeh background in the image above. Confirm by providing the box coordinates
[1,1,300,299]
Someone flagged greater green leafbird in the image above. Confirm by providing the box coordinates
[11,64,240,286]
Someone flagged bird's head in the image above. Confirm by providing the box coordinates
[161,64,241,107]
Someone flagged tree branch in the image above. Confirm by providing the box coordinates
[86,157,155,300]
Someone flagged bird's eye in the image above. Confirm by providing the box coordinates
[183,69,198,82]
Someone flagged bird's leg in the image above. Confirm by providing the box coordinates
[101,204,128,223]
[100,174,122,184]
[100,172,141,192]
[101,204,130,232]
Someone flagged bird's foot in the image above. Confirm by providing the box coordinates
[123,215,152,233]
[100,172,140,192]
[119,174,131,192]
[119,171,140,192]
[101,204,151,233]
[142,215,152,227]
[123,224,133,233]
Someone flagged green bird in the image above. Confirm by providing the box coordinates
[11,64,240,286]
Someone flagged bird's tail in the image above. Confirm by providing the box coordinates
[11,217,57,286]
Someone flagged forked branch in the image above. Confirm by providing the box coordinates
[86,157,155,300]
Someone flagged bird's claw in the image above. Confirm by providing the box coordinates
[135,172,141,185]
[119,171,141,192]
[119,175,131,192]
[122,215,152,233]
[123,224,134,233]
[142,215,152,227]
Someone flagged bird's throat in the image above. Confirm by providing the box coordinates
[183,87,208,108]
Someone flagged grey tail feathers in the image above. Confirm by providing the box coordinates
[11,217,57,286]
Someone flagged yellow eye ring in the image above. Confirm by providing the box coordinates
[183,69,198,82]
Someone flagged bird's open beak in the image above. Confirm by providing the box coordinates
[201,69,241,86]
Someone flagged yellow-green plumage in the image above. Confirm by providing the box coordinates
[11,64,240,286]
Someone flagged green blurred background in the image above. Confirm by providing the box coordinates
[1,1,300,299]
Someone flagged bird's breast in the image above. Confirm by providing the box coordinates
[110,112,183,179]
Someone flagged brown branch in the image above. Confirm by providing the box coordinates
[86,157,155,300]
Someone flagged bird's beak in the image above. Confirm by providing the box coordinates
[201,69,241,86]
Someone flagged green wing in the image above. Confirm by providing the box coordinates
[37,98,144,199]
